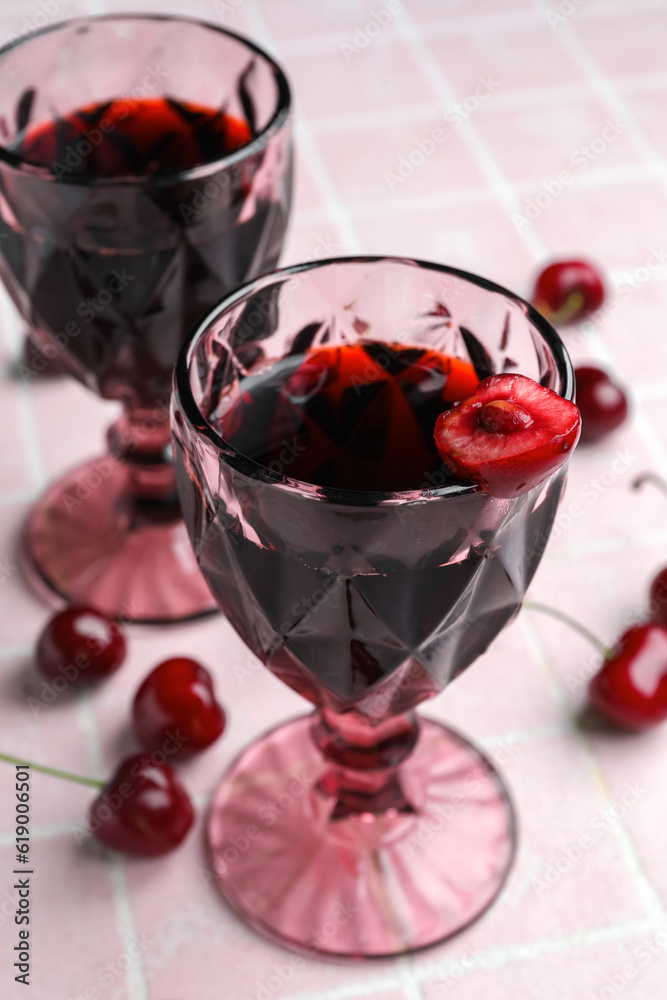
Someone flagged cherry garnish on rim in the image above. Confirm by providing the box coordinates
[132,658,226,756]
[36,606,127,682]
[532,259,605,325]
[575,366,628,443]
[434,373,580,498]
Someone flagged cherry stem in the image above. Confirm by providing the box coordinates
[522,601,614,659]
[0,752,105,789]
[632,472,667,499]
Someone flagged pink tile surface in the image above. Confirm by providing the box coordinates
[473,96,642,185]
[575,10,667,80]
[316,114,487,206]
[1,2,667,1000]
[354,197,536,294]
[426,22,586,97]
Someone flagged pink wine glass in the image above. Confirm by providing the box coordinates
[0,15,292,622]
[171,257,575,957]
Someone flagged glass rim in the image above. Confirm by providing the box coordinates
[174,255,576,505]
[0,12,292,188]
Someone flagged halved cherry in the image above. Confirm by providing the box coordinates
[434,373,581,498]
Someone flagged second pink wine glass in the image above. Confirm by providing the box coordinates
[172,257,575,957]
[0,15,292,622]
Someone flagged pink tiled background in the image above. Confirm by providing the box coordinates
[2,1,667,998]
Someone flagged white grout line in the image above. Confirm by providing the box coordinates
[412,916,659,985]
[243,0,362,255]
[266,977,406,1000]
[292,122,364,253]
[521,613,666,923]
[0,291,47,492]
[0,642,32,661]
[391,0,667,953]
[556,22,667,185]
[392,10,546,262]
[551,27,667,484]
[273,0,667,60]
[544,529,667,561]
[76,693,149,1000]
[0,487,38,507]
[0,820,78,846]
[396,958,423,1000]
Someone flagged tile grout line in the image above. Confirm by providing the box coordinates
[242,0,362,256]
[392,8,546,263]
[75,695,150,1000]
[0,290,47,492]
[396,0,667,968]
[551,21,667,484]
[411,915,660,986]
[274,0,666,59]
[66,0,149,976]
[77,5,150,991]
[291,163,667,229]
[520,612,666,922]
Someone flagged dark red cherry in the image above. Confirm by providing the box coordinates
[132,658,225,756]
[36,606,127,682]
[575,366,628,443]
[589,624,667,728]
[532,259,605,325]
[89,755,194,856]
[434,373,581,498]
[649,568,667,629]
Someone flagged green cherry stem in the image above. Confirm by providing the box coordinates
[0,752,105,789]
[522,601,614,660]
[633,472,667,499]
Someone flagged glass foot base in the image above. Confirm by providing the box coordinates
[23,455,217,623]
[208,714,516,959]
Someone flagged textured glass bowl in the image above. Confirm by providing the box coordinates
[0,15,293,621]
[172,257,575,957]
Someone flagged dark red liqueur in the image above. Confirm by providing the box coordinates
[218,342,480,492]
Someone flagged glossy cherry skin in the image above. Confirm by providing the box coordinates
[589,624,667,729]
[575,366,628,443]
[36,606,127,681]
[89,755,194,856]
[649,568,667,629]
[434,373,580,498]
[132,658,226,756]
[532,259,605,325]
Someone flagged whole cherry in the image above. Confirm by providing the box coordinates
[36,606,127,682]
[132,657,226,756]
[575,366,628,443]
[588,624,667,729]
[532,259,605,325]
[434,373,581,498]
[649,567,667,629]
[89,754,194,856]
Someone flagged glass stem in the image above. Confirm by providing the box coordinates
[522,600,613,659]
[107,399,179,511]
[311,709,420,819]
